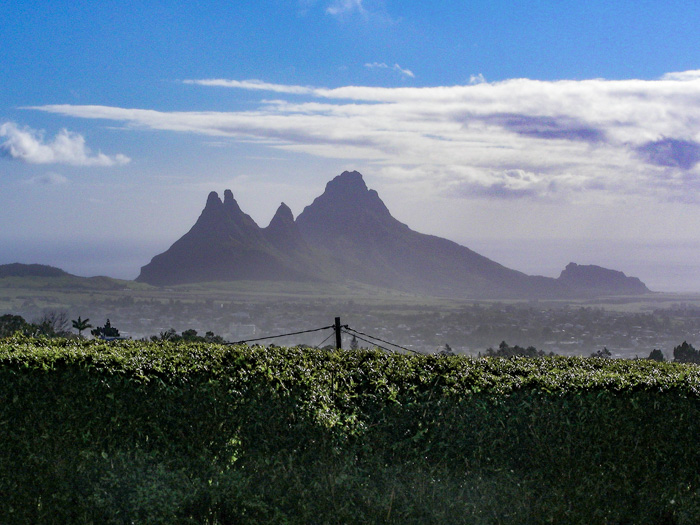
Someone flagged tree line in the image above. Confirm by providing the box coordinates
[2,312,700,362]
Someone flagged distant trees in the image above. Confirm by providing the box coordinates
[435,343,455,356]
[0,314,32,338]
[151,328,225,343]
[71,316,92,337]
[35,310,71,337]
[648,349,665,362]
[484,341,552,358]
[673,341,700,364]
[91,319,121,339]
[1,312,73,338]
[590,347,612,358]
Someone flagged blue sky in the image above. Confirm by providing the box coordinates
[2,0,700,291]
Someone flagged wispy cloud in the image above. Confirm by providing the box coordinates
[32,71,700,201]
[364,62,415,78]
[326,0,365,16]
[661,70,700,81]
[0,122,130,167]
[469,73,486,85]
[183,78,316,95]
[324,0,396,24]
[26,172,68,186]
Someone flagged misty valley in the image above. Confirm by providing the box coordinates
[2,171,698,358]
[3,270,700,359]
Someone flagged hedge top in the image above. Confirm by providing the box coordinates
[2,336,700,398]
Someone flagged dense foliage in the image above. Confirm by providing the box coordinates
[2,337,700,524]
[484,340,554,358]
[674,341,700,364]
[0,312,72,338]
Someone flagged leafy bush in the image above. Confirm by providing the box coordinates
[1,337,700,524]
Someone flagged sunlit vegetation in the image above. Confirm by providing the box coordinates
[1,338,700,523]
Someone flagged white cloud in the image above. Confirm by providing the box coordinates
[469,73,486,85]
[183,78,316,95]
[31,71,700,202]
[326,0,365,16]
[0,122,130,167]
[661,70,700,81]
[365,62,415,78]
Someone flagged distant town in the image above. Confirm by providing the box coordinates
[8,293,698,360]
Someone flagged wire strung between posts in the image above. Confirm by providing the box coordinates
[344,326,423,355]
[228,325,335,345]
[341,328,395,353]
[313,329,336,349]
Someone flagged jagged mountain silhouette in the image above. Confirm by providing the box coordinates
[137,171,649,298]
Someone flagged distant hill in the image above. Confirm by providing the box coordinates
[0,263,69,278]
[558,262,649,295]
[136,171,650,299]
[0,263,133,291]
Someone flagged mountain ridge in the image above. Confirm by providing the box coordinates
[136,171,650,298]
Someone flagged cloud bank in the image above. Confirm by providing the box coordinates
[31,71,700,201]
[0,122,130,167]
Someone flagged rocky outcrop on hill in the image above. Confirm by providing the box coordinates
[557,262,650,295]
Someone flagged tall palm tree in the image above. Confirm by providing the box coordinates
[71,316,92,337]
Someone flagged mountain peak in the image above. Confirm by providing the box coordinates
[324,170,368,196]
[223,189,234,206]
[297,170,391,221]
[270,202,294,224]
[222,188,248,218]
[206,191,222,208]
[264,202,307,253]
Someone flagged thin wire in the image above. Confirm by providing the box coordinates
[228,324,335,345]
[344,326,423,355]
[341,328,395,354]
[313,330,336,349]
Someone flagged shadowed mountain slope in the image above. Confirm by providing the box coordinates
[295,171,564,298]
[136,171,650,298]
[137,191,315,286]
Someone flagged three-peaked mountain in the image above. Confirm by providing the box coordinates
[137,171,649,298]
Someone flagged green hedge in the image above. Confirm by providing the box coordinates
[1,336,700,524]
